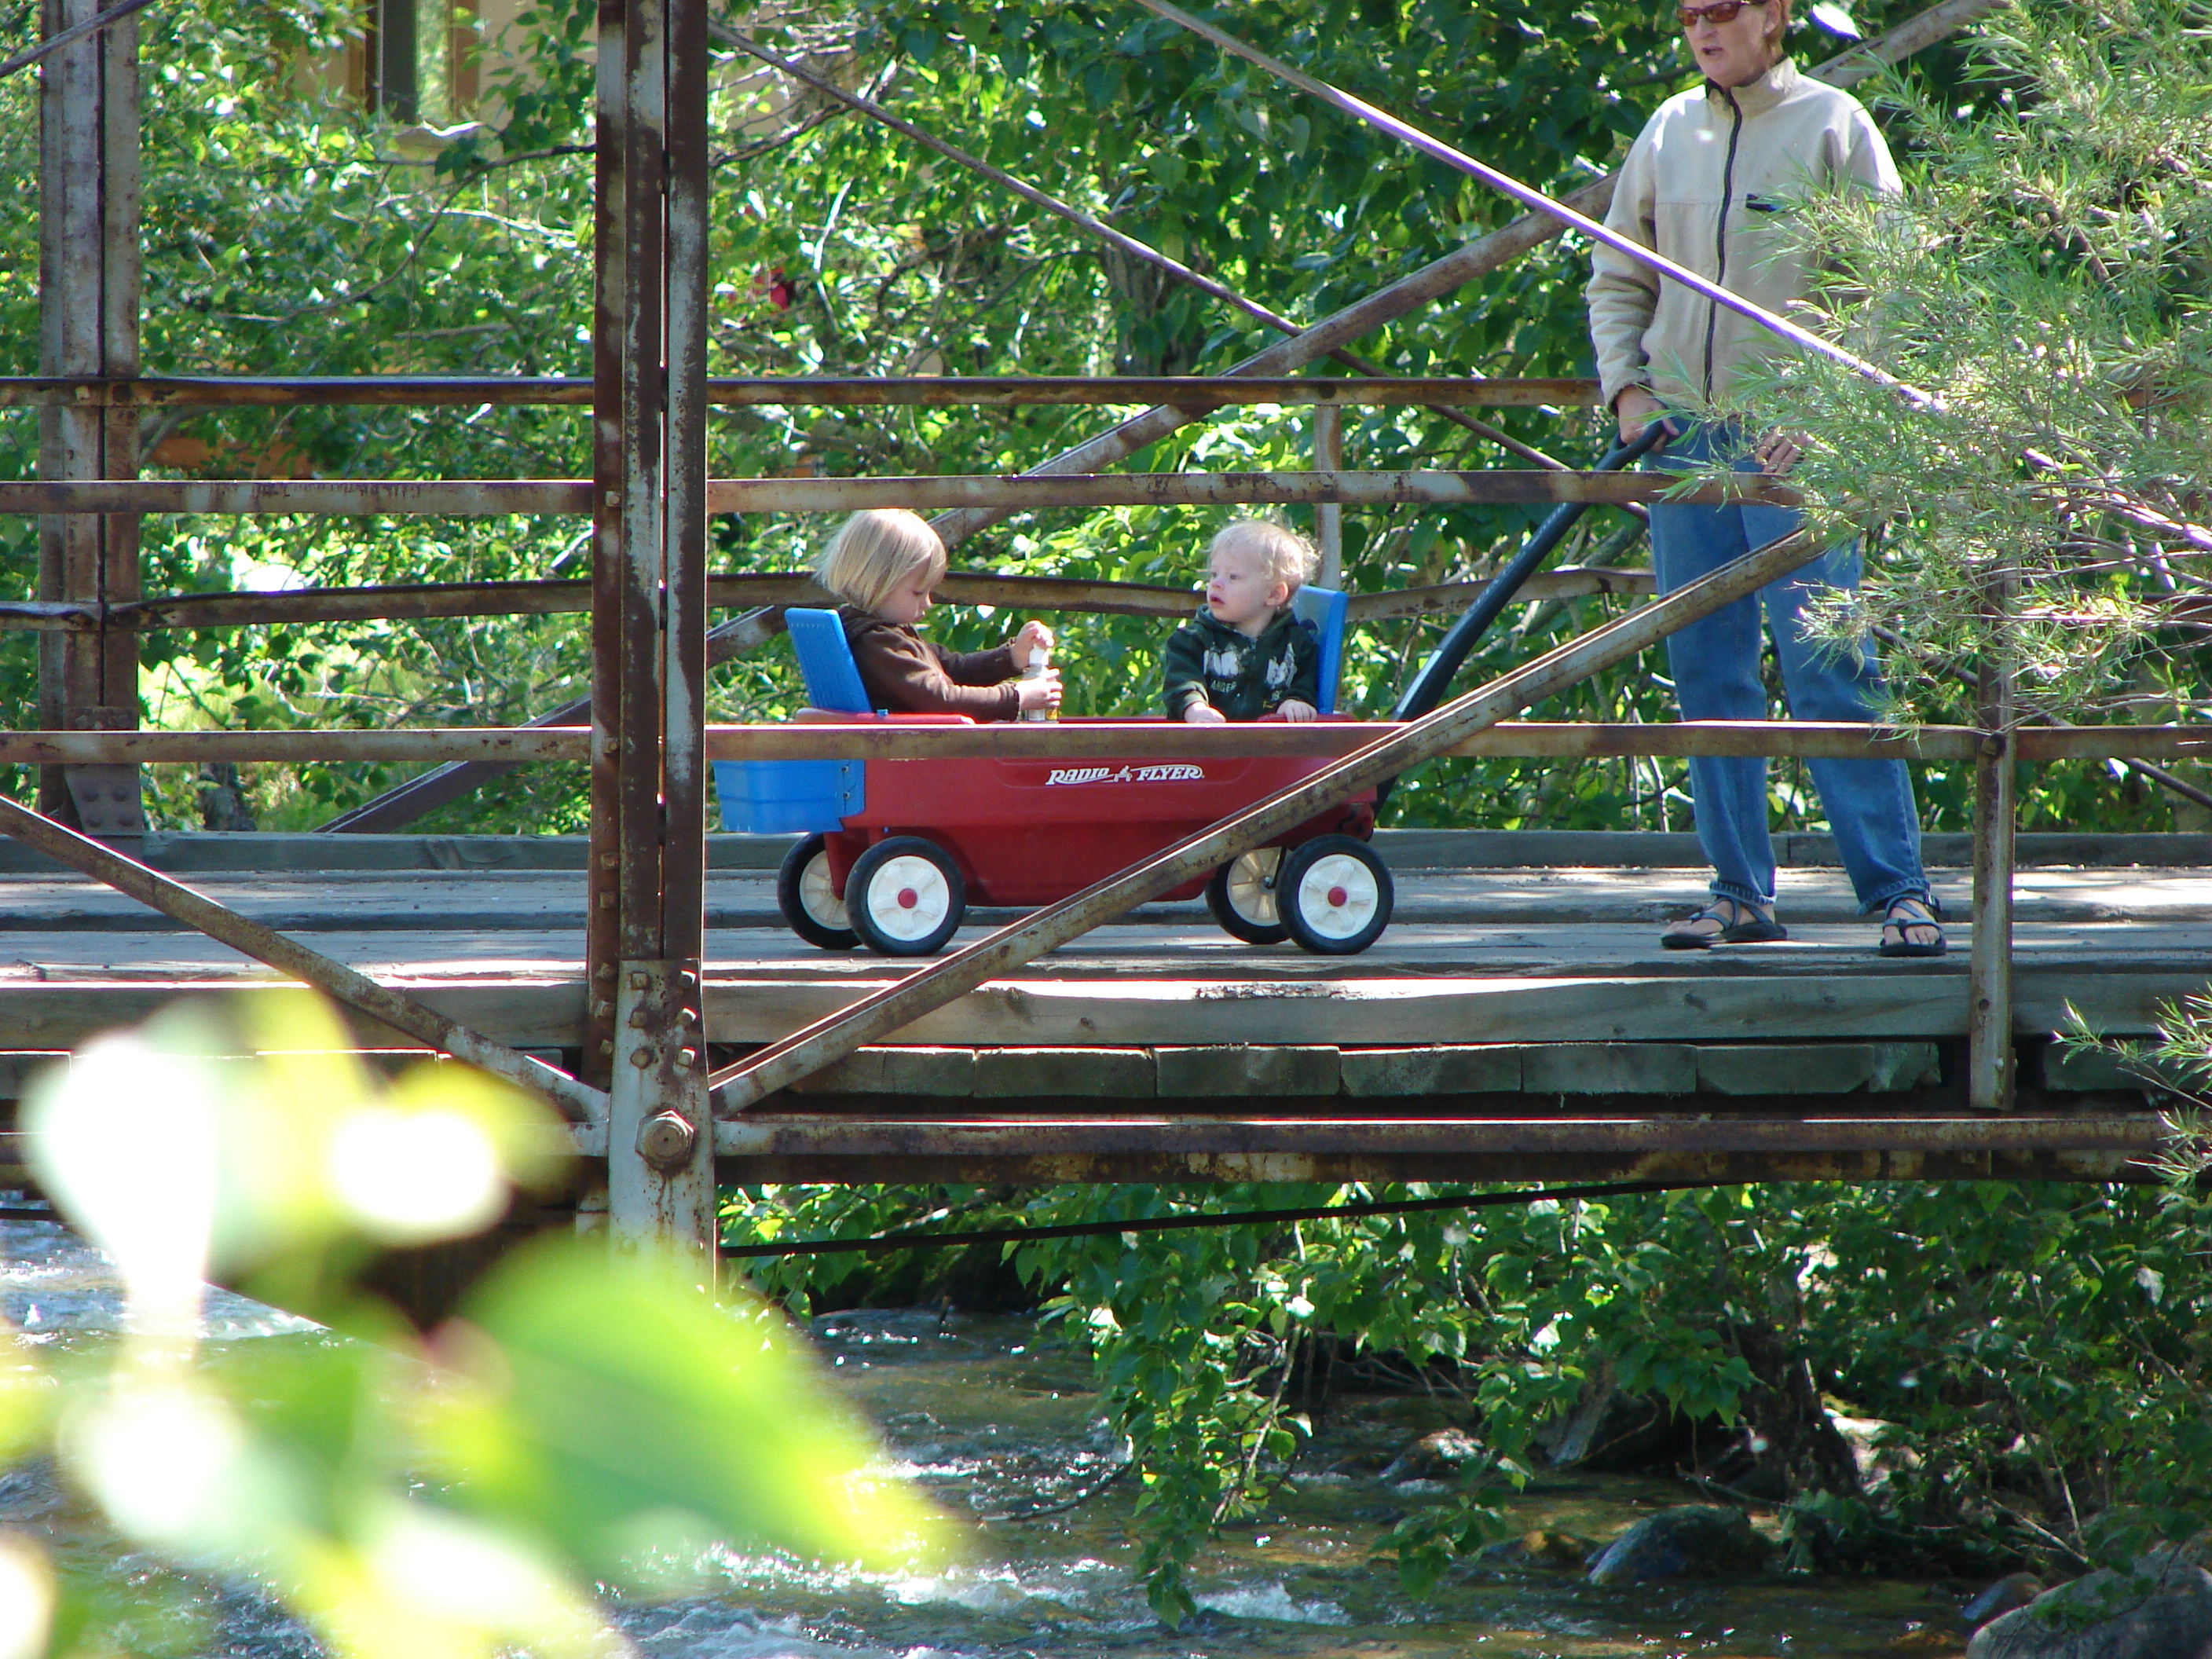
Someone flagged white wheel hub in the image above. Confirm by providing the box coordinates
[1225,848,1281,925]
[800,852,849,930]
[1295,853,1380,939]
[862,855,952,942]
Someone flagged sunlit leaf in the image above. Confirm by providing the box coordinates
[420,1240,944,1591]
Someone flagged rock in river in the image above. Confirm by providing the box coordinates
[1587,1504,1771,1587]
[1968,1554,2212,1659]
[1379,1426,1487,1485]
[1479,1528,1597,1570]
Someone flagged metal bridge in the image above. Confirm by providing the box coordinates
[0,0,2194,1292]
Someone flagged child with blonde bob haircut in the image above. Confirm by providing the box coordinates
[813,508,1059,720]
[1161,518,1321,723]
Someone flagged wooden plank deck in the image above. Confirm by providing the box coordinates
[0,831,2192,1182]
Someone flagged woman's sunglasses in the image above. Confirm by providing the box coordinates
[1677,0,1767,24]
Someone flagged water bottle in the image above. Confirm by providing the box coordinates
[1020,643,1056,722]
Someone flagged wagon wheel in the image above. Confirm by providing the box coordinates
[847,836,967,957]
[1206,848,1290,944]
[776,833,859,950]
[1278,835,1393,956]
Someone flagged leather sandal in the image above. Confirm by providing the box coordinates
[1878,893,1946,958]
[1661,896,1787,950]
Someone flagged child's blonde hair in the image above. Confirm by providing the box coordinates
[1210,518,1317,595]
[814,509,947,614]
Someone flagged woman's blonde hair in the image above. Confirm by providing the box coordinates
[813,508,947,614]
[1210,518,1317,595]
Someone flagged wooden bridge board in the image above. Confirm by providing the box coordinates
[0,954,2191,1051]
[0,865,2207,931]
[0,861,2194,1060]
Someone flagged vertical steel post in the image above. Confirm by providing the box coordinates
[589,0,714,1273]
[1312,405,1342,589]
[37,0,145,840]
[1967,570,2016,1112]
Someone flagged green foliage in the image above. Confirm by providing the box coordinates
[730,1176,2212,1617]
[1797,1181,2212,1566]
[1716,0,2212,738]
[9,993,936,1659]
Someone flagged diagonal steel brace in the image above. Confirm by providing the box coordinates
[0,794,608,1126]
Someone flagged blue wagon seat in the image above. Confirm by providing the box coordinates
[1290,584,1348,715]
[715,607,875,833]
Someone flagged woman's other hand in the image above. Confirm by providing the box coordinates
[1013,619,1056,660]
[1615,386,1670,449]
[1016,668,1062,713]
[1183,701,1226,725]
[1275,699,1319,723]
[1753,429,1802,476]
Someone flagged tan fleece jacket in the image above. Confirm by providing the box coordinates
[1586,58,1899,414]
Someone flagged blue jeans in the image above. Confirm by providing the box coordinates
[1647,423,1928,913]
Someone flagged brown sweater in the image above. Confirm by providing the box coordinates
[839,608,1021,720]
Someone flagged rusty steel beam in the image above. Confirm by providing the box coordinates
[0,720,2199,767]
[716,1148,2147,1185]
[662,0,711,968]
[0,600,93,632]
[1,480,592,515]
[1874,621,2212,819]
[683,719,1984,763]
[588,0,716,1263]
[0,471,1796,517]
[1313,405,1344,584]
[709,529,1832,1112]
[38,0,145,839]
[0,0,156,80]
[701,720,2200,764]
[0,790,607,1124]
[1350,570,1655,618]
[0,567,1656,632]
[0,374,1601,408]
[1969,582,2020,1113]
[0,730,588,764]
[714,1113,2166,1160]
[1810,0,2002,85]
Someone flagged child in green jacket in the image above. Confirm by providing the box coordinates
[1161,518,1321,723]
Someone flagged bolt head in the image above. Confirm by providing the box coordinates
[635,1110,696,1170]
[629,1047,655,1068]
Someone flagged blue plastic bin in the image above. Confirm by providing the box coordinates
[714,758,863,834]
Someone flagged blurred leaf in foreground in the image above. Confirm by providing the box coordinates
[423,1239,945,1595]
[7,990,939,1659]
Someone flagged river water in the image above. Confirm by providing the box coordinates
[0,1219,1982,1658]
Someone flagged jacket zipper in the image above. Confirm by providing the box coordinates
[1703,81,1744,403]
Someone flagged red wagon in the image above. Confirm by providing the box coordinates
[716,606,1393,957]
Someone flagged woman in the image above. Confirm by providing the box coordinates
[1585,0,1943,957]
